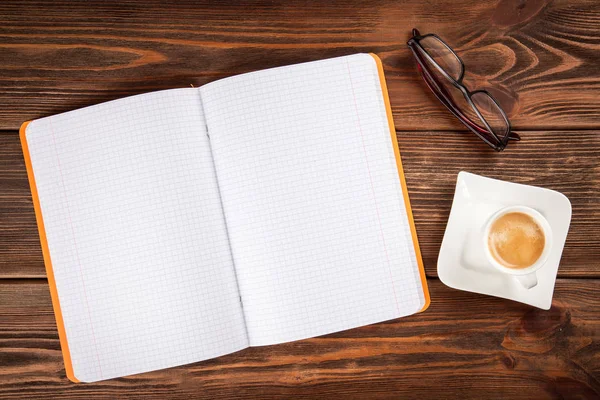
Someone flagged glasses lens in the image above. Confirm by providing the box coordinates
[419,36,462,81]
[411,33,512,148]
[415,47,504,147]
[471,91,509,141]
[416,47,482,123]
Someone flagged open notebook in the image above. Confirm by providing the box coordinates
[21,53,429,382]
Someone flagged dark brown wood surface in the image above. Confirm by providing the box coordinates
[1,0,600,132]
[1,279,599,399]
[2,131,599,279]
[1,0,599,398]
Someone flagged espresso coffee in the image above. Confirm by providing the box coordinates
[488,212,545,269]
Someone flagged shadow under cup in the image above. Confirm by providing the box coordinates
[483,205,553,289]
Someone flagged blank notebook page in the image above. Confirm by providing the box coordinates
[24,88,247,382]
[201,54,426,346]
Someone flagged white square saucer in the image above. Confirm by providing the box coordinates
[437,172,572,309]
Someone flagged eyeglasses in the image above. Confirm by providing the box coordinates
[407,28,520,151]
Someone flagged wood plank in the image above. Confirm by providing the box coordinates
[1,0,600,130]
[398,129,600,277]
[0,278,598,398]
[0,133,43,278]
[2,131,598,278]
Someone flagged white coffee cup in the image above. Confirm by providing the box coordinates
[482,205,552,289]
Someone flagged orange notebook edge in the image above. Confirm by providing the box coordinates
[369,53,431,312]
[20,121,80,383]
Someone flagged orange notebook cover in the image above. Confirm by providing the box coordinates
[371,53,430,311]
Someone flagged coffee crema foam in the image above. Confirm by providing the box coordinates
[488,212,545,269]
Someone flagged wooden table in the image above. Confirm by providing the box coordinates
[1,1,599,398]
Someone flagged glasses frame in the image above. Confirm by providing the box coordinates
[407,28,520,151]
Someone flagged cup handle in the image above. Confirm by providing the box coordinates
[515,273,537,289]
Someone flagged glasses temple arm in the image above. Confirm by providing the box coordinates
[417,63,520,142]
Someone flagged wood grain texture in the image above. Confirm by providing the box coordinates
[398,129,600,277]
[1,0,600,130]
[2,131,598,278]
[1,279,598,399]
[1,1,600,397]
